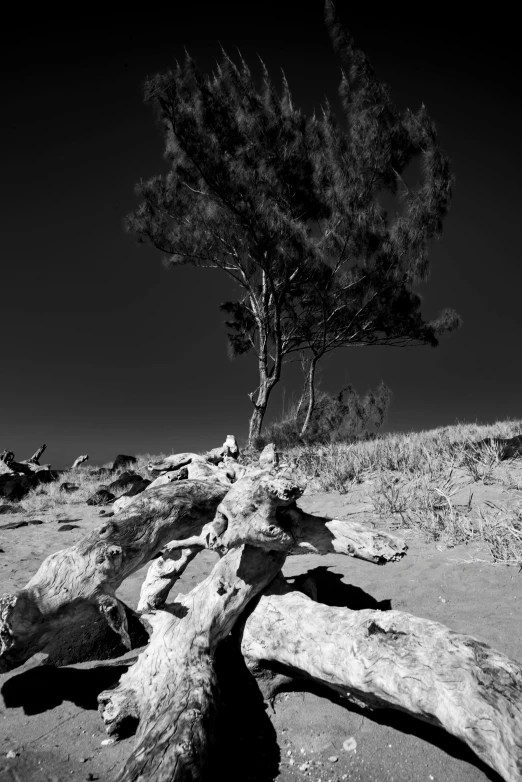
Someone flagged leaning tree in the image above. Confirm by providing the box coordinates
[127,0,460,446]
[1,446,521,781]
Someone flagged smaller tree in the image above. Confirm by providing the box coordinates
[224,0,462,438]
[288,256,460,437]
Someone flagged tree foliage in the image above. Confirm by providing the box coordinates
[126,0,460,445]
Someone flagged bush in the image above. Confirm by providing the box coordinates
[254,382,391,450]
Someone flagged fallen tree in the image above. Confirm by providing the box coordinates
[0,444,56,501]
[0,480,229,671]
[1,451,521,781]
[0,466,404,672]
[242,579,522,782]
[71,453,89,469]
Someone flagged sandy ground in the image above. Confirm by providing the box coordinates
[0,477,521,782]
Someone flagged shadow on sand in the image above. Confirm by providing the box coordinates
[2,662,130,714]
[288,565,392,610]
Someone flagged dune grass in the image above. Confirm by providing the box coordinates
[283,418,522,564]
[14,420,522,565]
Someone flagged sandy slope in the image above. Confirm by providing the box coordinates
[0,482,520,782]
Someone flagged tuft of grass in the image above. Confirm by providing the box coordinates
[461,440,504,484]
[476,503,522,565]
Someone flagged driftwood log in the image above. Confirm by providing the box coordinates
[1,464,521,782]
[242,579,522,782]
[71,453,89,469]
[0,473,404,672]
[0,481,229,671]
[25,443,47,465]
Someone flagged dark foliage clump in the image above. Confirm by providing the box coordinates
[254,382,391,450]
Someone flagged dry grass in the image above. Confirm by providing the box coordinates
[21,470,102,513]
[285,418,522,564]
[20,452,159,514]
[475,503,522,566]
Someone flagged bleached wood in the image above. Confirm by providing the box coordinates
[101,546,286,782]
[71,454,89,469]
[25,444,47,465]
[146,471,180,490]
[136,546,202,613]
[0,480,228,671]
[137,519,226,612]
[99,472,304,781]
[148,452,204,474]
[185,460,232,484]
[284,505,407,563]
[134,491,407,614]
[3,454,519,782]
[242,582,522,782]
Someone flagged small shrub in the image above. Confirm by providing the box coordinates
[256,383,391,450]
[462,440,503,484]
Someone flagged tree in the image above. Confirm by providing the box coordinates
[126,1,460,446]
[288,256,460,437]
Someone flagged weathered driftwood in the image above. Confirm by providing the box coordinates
[148,438,240,478]
[223,433,239,458]
[99,473,303,781]
[101,546,287,782]
[72,454,89,469]
[146,470,187,491]
[3,456,521,782]
[97,473,409,781]
[241,581,522,782]
[0,455,38,476]
[0,469,406,673]
[135,478,406,614]
[137,518,227,612]
[283,505,406,563]
[0,481,229,672]
[185,460,233,485]
[205,434,240,464]
[98,471,522,782]
[259,442,279,469]
[24,444,47,465]
[148,452,203,474]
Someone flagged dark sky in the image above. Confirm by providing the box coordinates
[2,3,521,467]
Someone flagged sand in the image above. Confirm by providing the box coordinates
[0,480,520,782]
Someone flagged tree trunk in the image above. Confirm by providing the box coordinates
[300,356,318,437]
[247,379,275,446]
[242,582,522,782]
